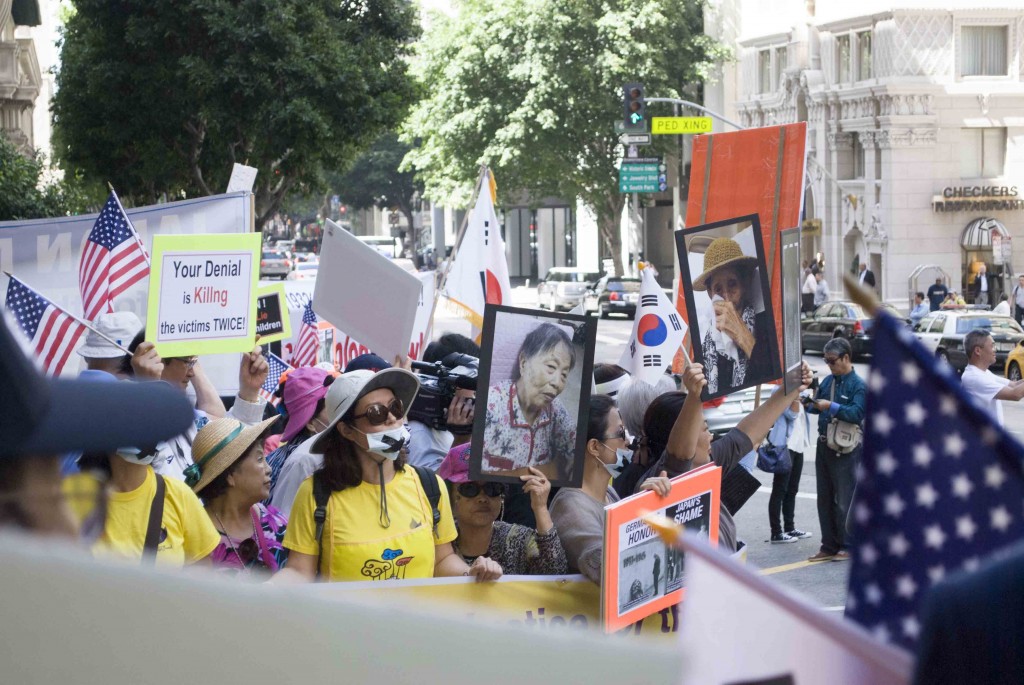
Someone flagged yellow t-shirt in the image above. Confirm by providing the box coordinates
[283,468,457,582]
[93,468,220,567]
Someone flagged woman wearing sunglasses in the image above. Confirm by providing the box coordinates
[190,417,288,576]
[438,443,567,575]
[279,368,502,583]
[550,394,671,584]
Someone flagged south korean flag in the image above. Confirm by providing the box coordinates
[618,264,687,385]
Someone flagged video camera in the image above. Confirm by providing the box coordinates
[408,352,479,435]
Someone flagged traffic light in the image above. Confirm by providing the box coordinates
[623,82,645,130]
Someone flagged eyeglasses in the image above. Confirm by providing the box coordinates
[823,356,842,365]
[456,482,505,498]
[602,427,627,441]
[352,397,405,426]
[170,357,199,370]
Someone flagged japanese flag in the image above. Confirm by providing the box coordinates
[618,265,686,385]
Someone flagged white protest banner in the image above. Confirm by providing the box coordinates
[313,220,421,362]
[147,233,261,356]
[226,163,259,193]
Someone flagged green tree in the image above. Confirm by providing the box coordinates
[404,0,727,275]
[52,0,419,230]
[336,133,423,239]
[0,134,101,221]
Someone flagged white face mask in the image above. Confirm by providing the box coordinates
[356,425,410,460]
[115,444,163,466]
[597,443,632,478]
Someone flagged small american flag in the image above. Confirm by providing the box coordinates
[845,310,1024,651]
[291,301,320,368]
[5,276,88,376]
[79,190,150,321]
[259,352,293,406]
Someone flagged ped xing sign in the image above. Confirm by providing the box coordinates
[651,117,713,135]
[619,158,667,193]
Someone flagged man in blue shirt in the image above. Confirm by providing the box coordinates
[805,337,866,562]
[926,278,948,312]
[909,291,930,327]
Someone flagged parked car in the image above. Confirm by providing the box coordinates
[260,249,292,279]
[914,310,1024,374]
[286,262,319,281]
[1006,339,1024,381]
[801,300,908,359]
[584,277,641,319]
[537,268,602,312]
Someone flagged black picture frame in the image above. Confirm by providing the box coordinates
[675,214,782,401]
[469,304,597,488]
[779,227,804,394]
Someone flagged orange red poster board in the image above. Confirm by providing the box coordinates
[601,464,722,632]
[675,123,807,372]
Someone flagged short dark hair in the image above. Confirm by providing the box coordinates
[511,323,576,381]
[587,394,617,442]
[823,337,852,360]
[423,333,480,363]
[642,391,687,461]
[964,329,991,360]
[593,363,628,385]
[916,291,925,299]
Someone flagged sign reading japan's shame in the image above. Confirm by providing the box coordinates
[147,233,261,356]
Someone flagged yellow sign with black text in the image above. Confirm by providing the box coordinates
[651,117,713,135]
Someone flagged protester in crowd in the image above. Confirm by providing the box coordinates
[550,395,671,584]
[972,263,992,307]
[960,329,1024,427]
[926,277,949,312]
[801,266,817,314]
[693,237,774,396]
[481,323,576,480]
[909,292,930,327]
[0,310,194,540]
[76,311,142,379]
[633,361,813,553]
[1013,274,1024,325]
[805,337,866,563]
[613,374,677,497]
[593,363,631,398]
[191,417,287,575]
[813,271,829,308]
[408,333,480,471]
[941,291,966,309]
[266,366,339,516]
[765,388,816,543]
[992,293,1011,317]
[127,331,270,482]
[278,367,501,582]
[437,443,567,575]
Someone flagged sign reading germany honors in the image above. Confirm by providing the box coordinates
[147,233,261,356]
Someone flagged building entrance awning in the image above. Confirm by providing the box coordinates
[960,217,1009,249]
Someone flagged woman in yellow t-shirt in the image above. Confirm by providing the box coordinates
[279,367,502,583]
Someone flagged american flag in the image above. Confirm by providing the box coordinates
[259,352,293,406]
[79,190,150,321]
[4,276,88,376]
[291,301,320,368]
[845,310,1024,651]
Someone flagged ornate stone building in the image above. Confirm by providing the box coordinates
[705,0,1024,306]
[0,0,41,153]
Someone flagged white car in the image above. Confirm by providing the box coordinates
[913,309,1024,373]
[286,262,319,281]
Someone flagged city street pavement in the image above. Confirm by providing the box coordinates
[431,284,1024,611]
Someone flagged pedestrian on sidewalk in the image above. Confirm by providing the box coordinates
[1013,274,1024,325]
[806,338,865,563]
[766,386,817,543]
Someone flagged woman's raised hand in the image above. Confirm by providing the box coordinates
[520,467,551,511]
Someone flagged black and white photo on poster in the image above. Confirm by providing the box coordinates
[675,214,782,401]
[469,304,596,488]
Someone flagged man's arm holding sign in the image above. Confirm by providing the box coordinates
[225,345,270,423]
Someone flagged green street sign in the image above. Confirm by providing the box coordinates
[619,157,667,193]
[651,116,713,134]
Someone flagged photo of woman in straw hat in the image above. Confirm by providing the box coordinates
[675,215,781,400]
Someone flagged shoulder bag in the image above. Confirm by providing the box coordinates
[825,379,863,454]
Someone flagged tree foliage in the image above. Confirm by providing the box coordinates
[0,135,102,221]
[52,0,419,229]
[336,133,423,234]
[404,0,727,274]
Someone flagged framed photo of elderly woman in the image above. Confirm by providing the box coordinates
[469,304,597,488]
[675,214,782,401]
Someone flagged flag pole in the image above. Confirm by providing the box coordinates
[109,184,152,269]
[3,272,132,355]
[422,165,489,348]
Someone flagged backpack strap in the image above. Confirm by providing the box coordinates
[412,465,441,538]
[312,471,331,579]
[142,474,166,565]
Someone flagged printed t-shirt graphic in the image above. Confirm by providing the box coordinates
[284,468,457,581]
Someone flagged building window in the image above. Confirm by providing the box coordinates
[836,35,851,83]
[852,136,865,179]
[960,25,1008,77]
[775,46,788,85]
[857,31,872,79]
[759,50,772,93]
[960,128,1006,178]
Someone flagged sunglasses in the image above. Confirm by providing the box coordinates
[456,482,506,498]
[602,426,627,441]
[352,397,405,426]
[233,538,266,567]
[823,356,842,365]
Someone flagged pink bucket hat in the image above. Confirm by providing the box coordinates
[437,442,472,483]
[280,366,338,444]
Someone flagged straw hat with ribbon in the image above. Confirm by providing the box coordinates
[692,237,759,292]
[187,416,279,493]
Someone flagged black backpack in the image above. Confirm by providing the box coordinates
[311,465,442,578]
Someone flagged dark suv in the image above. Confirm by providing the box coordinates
[584,277,641,319]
